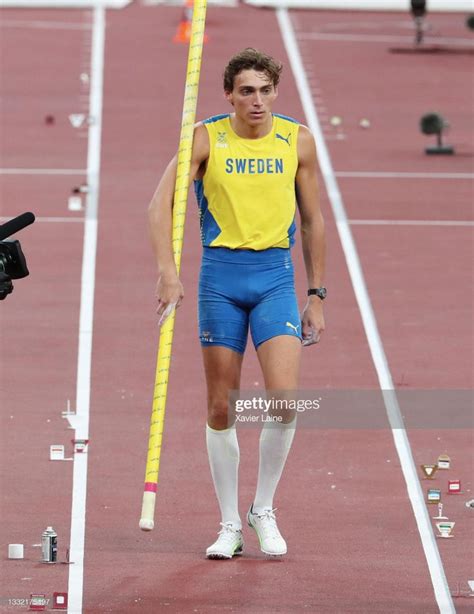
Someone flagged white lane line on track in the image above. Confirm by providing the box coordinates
[277,8,455,614]
[7,216,470,227]
[349,219,474,226]
[335,171,474,180]
[0,20,92,30]
[298,32,474,47]
[67,6,105,614]
[0,168,87,175]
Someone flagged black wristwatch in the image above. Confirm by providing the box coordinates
[308,287,327,300]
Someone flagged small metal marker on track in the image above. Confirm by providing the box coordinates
[447,480,461,494]
[427,488,441,504]
[72,439,89,454]
[437,454,451,470]
[420,464,438,479]
[29,594,47,611]
[52,592,68,610]
[436,521,455,539]
[432,502,448,520]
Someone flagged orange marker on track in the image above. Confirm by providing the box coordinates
[174,0,208,44]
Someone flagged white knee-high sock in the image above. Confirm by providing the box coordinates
[206,424,241,529]
[253,417,297,513]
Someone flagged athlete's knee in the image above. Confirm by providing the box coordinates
[207,398,233,430]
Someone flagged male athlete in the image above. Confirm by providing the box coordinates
[148,49,326,559]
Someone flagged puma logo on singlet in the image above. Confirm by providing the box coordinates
[286,322,300,334]
[276,132,291,146]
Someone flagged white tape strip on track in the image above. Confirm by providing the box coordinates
[67,6,105,614]
[349,219,474,227]
[246,0,472,11]
[335,172,474,180]
[0,1,130,7]
[0,169,87,175]
[276,8,455,614]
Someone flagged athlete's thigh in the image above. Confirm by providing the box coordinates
[256,334,301,390]
[256,335,301,424]
[202,346,243,429]
[249,261,302,414]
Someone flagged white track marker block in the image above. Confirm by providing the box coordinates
[8,544,24,559]
[68,195,83,211]
[69,114,86,128]
[50,445,73,461]
[50,445,65,460]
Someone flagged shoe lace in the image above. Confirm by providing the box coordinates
[255,508,281,538]
[217,522,240,543]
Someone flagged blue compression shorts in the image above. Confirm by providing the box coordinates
[198,247,302,354]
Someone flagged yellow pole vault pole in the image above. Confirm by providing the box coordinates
[139,0,208,532]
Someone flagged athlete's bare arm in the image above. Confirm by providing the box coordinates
[295,125,326,344]
[148,123,209,321]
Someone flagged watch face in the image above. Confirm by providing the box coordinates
[308,287,327,299]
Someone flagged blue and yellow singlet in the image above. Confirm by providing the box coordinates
[194,113,300,251]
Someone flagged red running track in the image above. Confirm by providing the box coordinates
[0,4,472,613]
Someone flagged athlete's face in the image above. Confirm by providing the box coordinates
[225,69,278,126]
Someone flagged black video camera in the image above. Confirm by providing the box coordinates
[0,212,35,300]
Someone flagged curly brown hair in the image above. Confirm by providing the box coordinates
[223,48,283,92]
